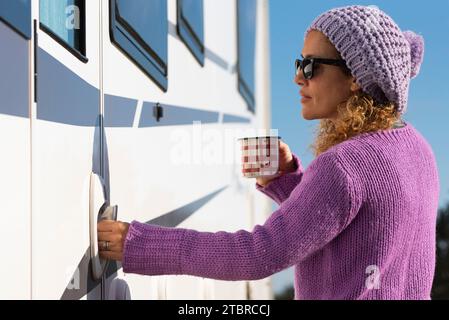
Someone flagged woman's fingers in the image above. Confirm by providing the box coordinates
[96,221,129,263]
[98,231,122,243]
[98,232,125,250]
[98,220,129,233]
[98,239,121,251]
[279,140,291,155]
[278,141,295,173]
[97,220,116,232]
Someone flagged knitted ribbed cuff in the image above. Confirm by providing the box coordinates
[256,153,304,204]
[122,220,187,276]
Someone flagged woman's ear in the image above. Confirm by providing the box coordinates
[350,78,361,92]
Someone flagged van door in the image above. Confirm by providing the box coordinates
[32,0,104,299]
[0,0,32,299]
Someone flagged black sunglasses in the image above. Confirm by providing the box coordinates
[295,57,348,80]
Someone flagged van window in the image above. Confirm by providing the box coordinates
[237,0,257,112]
[177,0,204,66]
[0,0,32,39]
[110,0,168,91]
[40,0,86,60]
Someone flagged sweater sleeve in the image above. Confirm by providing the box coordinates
[122,151,362,280]
[255,153,304,205]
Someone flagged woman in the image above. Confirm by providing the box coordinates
[98,5,439,299]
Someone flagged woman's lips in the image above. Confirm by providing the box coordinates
[300,94,311,103]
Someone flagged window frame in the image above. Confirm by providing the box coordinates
[109,0,168,92]
[0,0,32,40]
[176,0,205,66]
[39,0,87,63]
[236,0,256,113]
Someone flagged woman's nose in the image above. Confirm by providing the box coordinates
[294,72,306,86]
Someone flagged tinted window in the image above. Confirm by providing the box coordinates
[177,0,204,65]
[0,0,31,39]
[111,0,168,91]
[237,0,257,112]
[40,0,86,58]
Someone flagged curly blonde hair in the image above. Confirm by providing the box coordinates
[311,91,401,157]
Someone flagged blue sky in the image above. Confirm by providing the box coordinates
[268,0,449,295]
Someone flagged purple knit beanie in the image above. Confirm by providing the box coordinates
[305,5,424,114]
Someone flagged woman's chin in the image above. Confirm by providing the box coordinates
[301,108,317,120]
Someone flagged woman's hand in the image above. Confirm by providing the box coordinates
[98,220,130,261]
[255,141,297,187]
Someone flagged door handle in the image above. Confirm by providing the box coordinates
[89,173,118,280]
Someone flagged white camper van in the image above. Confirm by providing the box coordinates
[0,0,273,300]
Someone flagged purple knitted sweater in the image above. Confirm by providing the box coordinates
[122,122,439,300]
